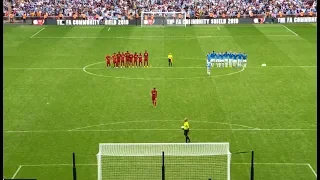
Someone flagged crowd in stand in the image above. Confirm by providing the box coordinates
[3,0,317,19]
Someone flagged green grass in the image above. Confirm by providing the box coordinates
[4,24,317,180]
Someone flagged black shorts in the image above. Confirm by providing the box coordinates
[168,59,172,62]
[184,129,189,136]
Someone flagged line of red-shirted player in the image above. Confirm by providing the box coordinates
[106,50,149,68]
[151,87,157,107]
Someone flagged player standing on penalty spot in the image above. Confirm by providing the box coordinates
[151,88,157,107]
[181,118,191,143]
[168,53,173,67]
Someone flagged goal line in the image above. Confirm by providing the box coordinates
[11,162,317,178]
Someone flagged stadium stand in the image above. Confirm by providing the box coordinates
[3,0,317,19]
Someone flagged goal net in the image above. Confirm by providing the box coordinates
[97,143,231,180]
[141,12,187,27]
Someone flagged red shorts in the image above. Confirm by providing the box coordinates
[106,61,110,64]
[113,61,116,64]
[152,97,156,100]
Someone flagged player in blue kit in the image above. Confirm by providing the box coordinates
[210,51,216,67]
[221,53,225,68]
[215,53,219,68]
[216,53,222,67]
[237,53,243,67]
[243,53,247,67]
[223,52,228,68]
[221,53,228,67]
[207,58,212,75]
[232,52,237,68]
[206,53,211,64]
[228,51,232,68]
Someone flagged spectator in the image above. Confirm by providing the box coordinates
[3,0,317,19]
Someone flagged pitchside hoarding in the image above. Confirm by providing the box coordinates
[27,16,316,26]
[56,19,130,25]
[276,17,317,23]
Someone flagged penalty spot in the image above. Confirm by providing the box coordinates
[261,64,266,67]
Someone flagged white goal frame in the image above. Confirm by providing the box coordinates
[140,12,187,27]
[97,143,231,180]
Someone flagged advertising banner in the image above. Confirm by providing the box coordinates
[276,16,317,23]
[56,19,130,25]
[28,16,317,26]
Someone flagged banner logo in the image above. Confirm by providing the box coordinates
[33,19,44,25]
[253,18,265,24]
[277,17,317,23]
[143,19,155,25]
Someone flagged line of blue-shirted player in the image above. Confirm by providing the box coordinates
[206,51,248,75]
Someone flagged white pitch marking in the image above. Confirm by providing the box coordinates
[68,120,257,131]
[82,61,246,80]
[4,65,316,71]
[217,26,220,30]
[30,28,45,38]
[108,28,111,31]
[17,163,316,178]
[3,128,317,133]
[247,66,316,68]
[30,34,296,40]
[308,164,317,177]
[20,162,309,166]
[21,164,97,167]
[283,25,299,36]
[11,165,22,179]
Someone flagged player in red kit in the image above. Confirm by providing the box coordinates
[116,52,121,68]
[120,52,125,68]
[106,54,111,68]
[129,53,134,68]
[112,53,117,68]
[125,51,130,67]
[138,53,143,67]
[151,88,157,107]
[133,52,138,67]
[144,50,149,68]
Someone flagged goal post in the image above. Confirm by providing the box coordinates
[140,12,187,27]
[97,143,231,180]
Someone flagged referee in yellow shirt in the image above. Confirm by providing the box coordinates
[183,118,191,143]
[168,53,173,67]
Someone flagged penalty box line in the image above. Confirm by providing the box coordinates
[12,163,316,178]
[3,129,317,133]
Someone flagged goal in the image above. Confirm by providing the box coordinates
[97,143,231,180]
[141,12,187,27]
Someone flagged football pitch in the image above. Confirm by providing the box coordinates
[4,24,317,180]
